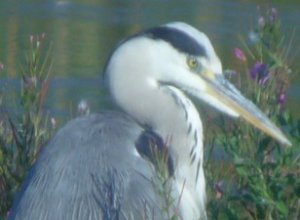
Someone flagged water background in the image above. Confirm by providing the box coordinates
[0,0,299,121]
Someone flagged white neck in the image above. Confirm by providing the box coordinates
[157,86,206,220]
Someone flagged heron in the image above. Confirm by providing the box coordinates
[9,22,291,220]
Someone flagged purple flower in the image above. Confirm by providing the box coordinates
[278,90,287,107]
[214,180,224,199]
[234,48,247,62]
[250,62,270,85]
[270,8,278,22]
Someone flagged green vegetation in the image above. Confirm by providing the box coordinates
[0,34,55,218]
[0,7,298,220]
[205,8,299,220]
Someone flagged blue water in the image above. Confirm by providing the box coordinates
[0,0,299,119]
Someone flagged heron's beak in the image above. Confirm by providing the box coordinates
[190,71,291,146]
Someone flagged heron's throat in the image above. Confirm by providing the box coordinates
[154,86,206,220]
[154,86,204,166]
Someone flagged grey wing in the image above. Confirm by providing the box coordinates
[8,112,164,220]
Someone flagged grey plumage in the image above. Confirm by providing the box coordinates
[9,112,165,219]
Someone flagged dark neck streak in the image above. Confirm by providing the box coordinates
[161,86,203,184]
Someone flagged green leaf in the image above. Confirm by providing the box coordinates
[235,166,248,176]
[275,200,288,215]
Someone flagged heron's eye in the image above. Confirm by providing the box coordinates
[187,56,198,69]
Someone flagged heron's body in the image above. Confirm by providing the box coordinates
[9,22,290,220]
[10,112,165,219]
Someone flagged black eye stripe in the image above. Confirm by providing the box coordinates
[143,26,207,56]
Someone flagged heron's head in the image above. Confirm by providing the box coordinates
[105,22,291,146]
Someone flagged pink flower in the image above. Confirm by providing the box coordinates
[234,48,247,62]
[278,90,287,107]
[0,62,4,71]
[258,16,265,28]
[51,117,57,129]
[41,33,46,39]
[30,35,34,44]
[77,99,90,115]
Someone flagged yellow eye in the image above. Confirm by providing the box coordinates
[187,57,198,69]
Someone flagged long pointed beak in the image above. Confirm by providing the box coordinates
[190,72,291,146]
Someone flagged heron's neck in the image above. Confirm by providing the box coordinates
[131,85,206,219]
[153,86,204,172]
[153,86,206,219]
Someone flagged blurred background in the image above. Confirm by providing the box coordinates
[0,0,299,121]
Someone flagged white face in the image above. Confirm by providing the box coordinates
[148,22,239,117]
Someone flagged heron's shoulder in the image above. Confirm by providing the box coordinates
[35,111,143,161]
[62,111,141,133]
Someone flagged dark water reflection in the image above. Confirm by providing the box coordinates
[0,0,299,119]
